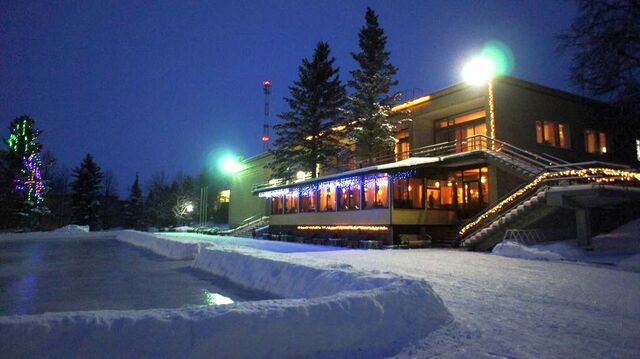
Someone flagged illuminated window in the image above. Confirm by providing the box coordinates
[535,121,570,149]
[393,177,423,209]
[319,185,336,212]
[426,180,441,209]
[584,130,607,154]
[363,175,389,209]
[395,133,410,161]
[271,196,283,214]
[338,184,361,211]
[300,190,316,212]
[284,192,298,214]
[636,139,640,162]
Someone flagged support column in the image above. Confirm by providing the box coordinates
[575,207,593,249]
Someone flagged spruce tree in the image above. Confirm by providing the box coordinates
[124,174,144,229]
[270,41,347,179]
[1,116,48,228]
[347,7,401,162]
[71,154,103,230]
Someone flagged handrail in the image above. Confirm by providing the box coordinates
[459,167,640,243]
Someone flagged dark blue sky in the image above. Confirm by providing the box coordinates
[1,0,578,194]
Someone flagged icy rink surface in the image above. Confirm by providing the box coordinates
[0,238,275,315]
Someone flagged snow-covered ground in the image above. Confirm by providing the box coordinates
[493,218,640,272]
[2,227,639,358]
[160,232,640,358]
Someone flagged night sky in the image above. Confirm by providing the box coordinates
[1,0,578,194]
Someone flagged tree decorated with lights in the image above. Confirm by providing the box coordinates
[71,154,103,230]
[270,41,347,179]
[347,7,401,162]
[124,174,144,229]
[3,116,48,216]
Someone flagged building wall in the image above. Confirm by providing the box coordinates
[228,153,271,227]
[391,208,456,225]
[492,77,635,164]
[270,208,389,226]
[407,84,487,149]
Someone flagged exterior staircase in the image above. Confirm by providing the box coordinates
[461,187,560,250]
[224,216,269,238]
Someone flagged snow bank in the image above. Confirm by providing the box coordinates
[1,232,452,358]
[493,218,640,271]
[493,241,566,261]
[115,230,200,260]
[53,224,89,233]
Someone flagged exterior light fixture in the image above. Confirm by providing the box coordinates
[462,56,496,85]
[185,203,194,213]
[221,155,243,174]
[296,171,307,181]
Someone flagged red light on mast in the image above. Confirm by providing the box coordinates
[263,80,272,87]
[262,135,270,142]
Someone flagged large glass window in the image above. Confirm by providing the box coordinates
[536,121,570,149]
[284,191,298,214]
[338,184,361,211]
[452,167,489,217]
[435,110,487,152]
[271,195,283,214]
[300,189,316,212]
[319,185,336,212]
[393,177,424,209]
[363,175,389,209]
[584,129,608,154]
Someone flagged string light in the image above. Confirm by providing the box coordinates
[297,225,389,231]
[488,79,496,150]
[459,167,640,236]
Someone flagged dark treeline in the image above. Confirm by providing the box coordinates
[1,116,228,231]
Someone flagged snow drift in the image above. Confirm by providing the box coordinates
[0,231,452,358]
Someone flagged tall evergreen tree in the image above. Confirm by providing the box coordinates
[124,174,144,229]
[2,116,48,223]
[270,41,347,179]
[347,7,401,162]
[71,154,103,230]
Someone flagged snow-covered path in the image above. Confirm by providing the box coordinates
[283,249,640,358]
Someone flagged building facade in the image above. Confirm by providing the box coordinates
[234,76,638,247]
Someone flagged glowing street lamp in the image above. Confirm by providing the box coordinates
[461,56,496,85]
[185,203,194,213]
[221,155,243,174]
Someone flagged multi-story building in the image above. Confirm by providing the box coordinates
[230,76,640,249]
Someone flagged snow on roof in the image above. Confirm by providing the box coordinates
[255,156,442,192]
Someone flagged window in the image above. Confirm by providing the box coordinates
[271,196,283,214]
[284,191,298,214]
[319,185,336,212]
[300,190,316,212]
[395,133,410,161]
[338,184,361,211]
[584,130,608,154]
[426,180,441,209]
[363,175,389,209]
[535,121,570,149]
[393,177,424,209]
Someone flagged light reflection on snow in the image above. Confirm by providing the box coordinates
[204,290,234,305]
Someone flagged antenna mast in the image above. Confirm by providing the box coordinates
[262,80,272,150]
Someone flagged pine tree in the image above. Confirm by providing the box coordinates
[71,154,103,230]
[347,7,401,162]
[270,41,347,179]
[1,116,48,228]
[124,174,144,230]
